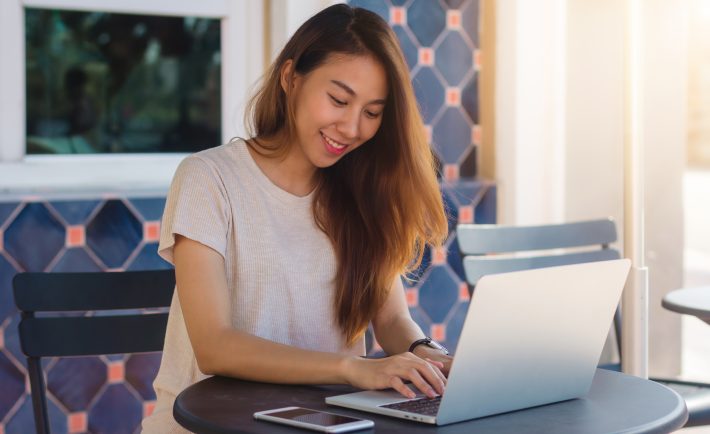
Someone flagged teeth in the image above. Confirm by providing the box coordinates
[323,134,346,149]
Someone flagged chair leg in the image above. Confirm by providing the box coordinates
[27,357,50,434]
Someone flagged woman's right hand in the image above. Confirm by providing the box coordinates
[343,353,446,399]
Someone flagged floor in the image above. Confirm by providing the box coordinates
[676,170,710,433]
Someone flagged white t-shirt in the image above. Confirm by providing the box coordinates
[141,140,365,433]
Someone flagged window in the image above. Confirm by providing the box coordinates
[0,0,263,189]
[25,9,222,154]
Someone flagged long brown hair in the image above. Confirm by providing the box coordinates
[246,4,447,345]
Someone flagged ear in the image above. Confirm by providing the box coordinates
[279,59,299,94]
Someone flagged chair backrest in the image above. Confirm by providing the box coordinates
[458,219,620,285]
[456,218,622,365]
[12,269,175,434]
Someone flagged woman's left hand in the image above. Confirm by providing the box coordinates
[412,346,453,376]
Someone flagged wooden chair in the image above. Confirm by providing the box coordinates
[12,270,175,434]
[457,218,710,427]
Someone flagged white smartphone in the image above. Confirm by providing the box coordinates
[253,406,374,433]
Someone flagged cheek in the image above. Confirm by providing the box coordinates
[362,119,383,141]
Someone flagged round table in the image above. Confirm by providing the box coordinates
[662,287,710,325]
[173,369,687,434]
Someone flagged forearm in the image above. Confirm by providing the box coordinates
[199,328,354,385]
[372,314,425,355]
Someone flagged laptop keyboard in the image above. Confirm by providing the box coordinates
[380,396,442,416]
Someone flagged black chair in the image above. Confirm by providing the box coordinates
[12,270,175,434]
[457,218,710,427]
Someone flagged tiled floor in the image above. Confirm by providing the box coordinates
[676,170,710,433]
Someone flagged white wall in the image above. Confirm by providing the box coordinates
[495,0,567,226]
[640,0,687,377]
[496,0,687,376]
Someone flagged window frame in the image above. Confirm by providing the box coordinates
[0,0,264,192]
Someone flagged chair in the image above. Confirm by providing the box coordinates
[12,269,175,434]
[457,218,710,427]
[457,218,623,357]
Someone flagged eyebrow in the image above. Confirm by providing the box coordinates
[330,80,386,105]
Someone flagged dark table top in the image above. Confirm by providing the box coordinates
[173,369,688,434]
[662,287,710,325]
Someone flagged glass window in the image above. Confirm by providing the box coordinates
[25,8,221,154]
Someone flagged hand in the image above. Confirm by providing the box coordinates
[343,353,446,399]
[412,346,454,376]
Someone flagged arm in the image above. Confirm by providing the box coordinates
[372,276,454,374]
[174,235,444,398]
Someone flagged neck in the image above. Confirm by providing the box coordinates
[247,137,318,197]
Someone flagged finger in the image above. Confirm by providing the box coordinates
[389,376,416,399]
[426,359,448,387]
[406,368,440,398]
[413,358,446,395]
[425,358,444,369]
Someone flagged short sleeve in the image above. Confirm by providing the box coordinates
[158,155,231,265]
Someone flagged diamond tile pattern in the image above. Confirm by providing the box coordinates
[436,32,472,85]
[4,203,65,271]
[408,0,446,46]
[0,196,172,433]
[86,200,142,268]
[47,357,107,412]
[0,1,491,431]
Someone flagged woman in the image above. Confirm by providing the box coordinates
[142,4,450,432]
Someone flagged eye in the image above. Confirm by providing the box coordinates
[328,94,346,106]
[365,110,382,119]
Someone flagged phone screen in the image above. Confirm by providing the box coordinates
[266,408,362,427]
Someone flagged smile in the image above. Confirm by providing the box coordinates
[321,132,349,155]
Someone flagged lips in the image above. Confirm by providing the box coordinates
[321,132,349,156]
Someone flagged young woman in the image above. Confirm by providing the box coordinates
[142,4,450,432]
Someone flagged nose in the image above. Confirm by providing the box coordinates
[336,108,360,141]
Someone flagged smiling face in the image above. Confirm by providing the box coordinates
[284,53,388,170]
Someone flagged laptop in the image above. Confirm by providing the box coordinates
[326,259,631,425]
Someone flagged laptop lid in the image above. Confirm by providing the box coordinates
[435,259,630,424]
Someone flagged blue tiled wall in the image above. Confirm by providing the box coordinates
[0,198,171,433]
[0,0,493,432]
[350,0,491,354]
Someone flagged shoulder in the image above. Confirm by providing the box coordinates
[175,140,244,179]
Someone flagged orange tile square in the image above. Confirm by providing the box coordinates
[431,324,446,342]
[108,361,124,383]
[447,10,461,29]
[446,88,461,106]
[68,412,87,433]
[405,289,418,307]
[66,226,85,247]
[390,7,406,25]
[459,206,473,224]
[418,48,434,66]
[444,164,459,182]
[143,221,161,242]
[432,247,447,265]
[472,125,482,145]
[144,401,156,418]
[474,49,482,70]
[459,282,471,301]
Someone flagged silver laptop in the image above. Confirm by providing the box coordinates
[326,259,631,425]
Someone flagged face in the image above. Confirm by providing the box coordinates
[284,53,388,169]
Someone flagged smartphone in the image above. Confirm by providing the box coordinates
[253,406,374,433]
